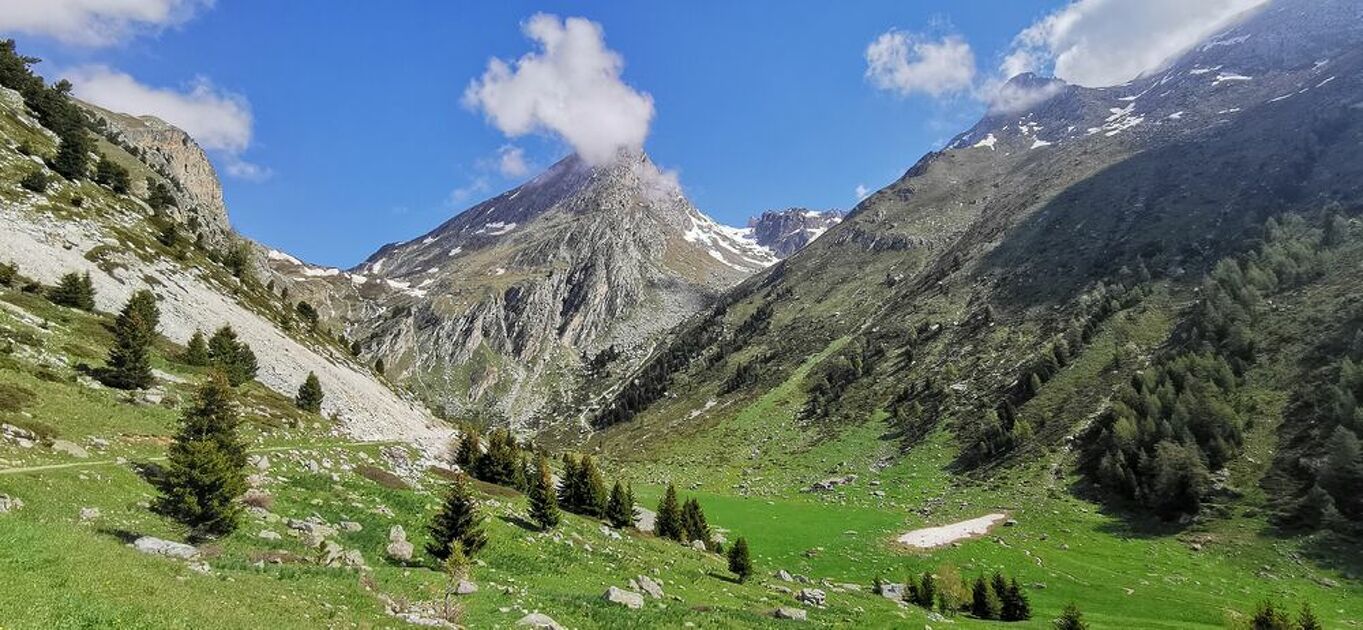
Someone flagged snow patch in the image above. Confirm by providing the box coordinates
[475,222,517,236]
[972,133,998,150]
[1029,138,1053,149]
[1212,73,1253,86]
[266,249,302,265]
[898,514,1008,549]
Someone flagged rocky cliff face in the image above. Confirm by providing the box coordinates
[79,102,234,248]
[746,208,843,257]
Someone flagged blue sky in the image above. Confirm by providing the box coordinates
[3,1,1265,268]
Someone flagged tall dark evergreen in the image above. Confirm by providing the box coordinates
[475,429,519,487]
[1000,578,1031,621]
[557,453,580,510]
[727,537,753,583]
[295,371,323,413]
[680,498,712,549]
[605,481,634,529]
[655,483,684,542]
[577,454,608,517]
[207,325,257,386]
[49,271,95,311]
[527,454,559,530]
[183,329,210,366]
[104,290,159,390]
[970,575,999,620]
[428,473,487,560]
[455,425,481,471]
[152,372,247,539]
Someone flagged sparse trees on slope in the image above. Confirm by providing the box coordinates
[20,169,47,193]
[49,271,95,310]
[295,371,323,413]
[152,372,247,539]
[94,155,130,193]
[527,454,559,530]
[727,537,752,583]
[656,483,683,542]
[428,473,487,560]
[104,290,159,389]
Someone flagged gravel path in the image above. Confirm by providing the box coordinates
[897,513,1008,548]
[0,205,453,457]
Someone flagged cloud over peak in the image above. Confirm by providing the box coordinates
[463,14,654,167]
[0,0,211,47]
[864,31,976,98]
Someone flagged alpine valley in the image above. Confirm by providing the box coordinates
[1,0,1362,628]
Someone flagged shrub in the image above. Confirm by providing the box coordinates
[19,169,48,193]
[47,271,95,311]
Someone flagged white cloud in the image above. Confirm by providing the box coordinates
[1002,0,1268,87]
[447,177,490,208]
[463,13,654,167]
[63,65,263,179]
[865,31,976,98]
[495,145,529,178]
[855,184,870,201]
[0,0,210,47]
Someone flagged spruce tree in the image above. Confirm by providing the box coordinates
[971,575,999,619]
[557,453,580,511]
[727,536,753,583]
[104,290,158,390]
[915,571,937,609]
[152,372,247,539]
[605,481,634,529]
[578,454,607,517]
[655,483,684,541]
[1001,578,1031,621]
[527,454,559,530]
[681,498,712,549]
[49,271,95,310]
[207,325,257,386]
[428,473,487,560]
[295,371,323,413]
[183,330,210,365]
[1298,603,1322,630]
[1053,603,1088,630]
[1250,600,1292,630]
[476,429,519,486]
[455,426,481,472]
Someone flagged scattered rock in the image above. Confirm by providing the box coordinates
[773,607,808,621]
[386,524,414,561]
[805,475,857,493]
[602,586,645,609]
[1004,519,1018,527]
[455,580,478,595]
[796,588,826,607]
[0,494,23,514]
[247,454,271,471]
[257,530,282,541]
[187,561,212,574]
[690,539,708,551]
[133,536,199,559]
[775,569,794,582]
[878,582,905,600]
[79,507,100,521]
[51,439,89,458]
[339,521,363,533]
[516,613,566,629]
[633,506,656,533]
[635,575,664,599]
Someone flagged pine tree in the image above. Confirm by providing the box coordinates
[183,330,210,365]
[1001,578,1031,621]
[971,575,999,619]
[152,372,247,539]
[476,429,519,486]
[428,473,487,560]
[1250,600,1293,630]
[295,371,323,413]
[104,290,158,389]
[680,498,712,549]
[578,454,607,517]
[94,155,130,193]
[1322,425,1363,518]
[1053,602,1088,630]
[1297,603,1322,630]
[727,536,753,582]
[207,325,257,386]
[527,454,559,530]
[557,453,580,511]
[655,483,684,541]
[49,271,95,310]
[605,481,634,529]
[455,426,481,472]
[915,572,937,608]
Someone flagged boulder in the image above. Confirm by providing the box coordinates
[602,586,645,609]
[133,536,199,559]
[775,569,794,582]
[79,507,100,521]
[878,582,905,600]
[635,575,664,599]
[795,588,826,607]
[51,439,89,458]
[516,613,566,629]
[773,607,808,621]
[339,521,363,533]
[247,454,271,471]
[455,580,478,595]
[633,506,656,532]
[690,539,708,551]
[385,540,414,562]
[0,494,23,514]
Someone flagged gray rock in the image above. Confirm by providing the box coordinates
[79,507,100,521]
[516,613,566,629]
[773,607,808,621]
[636,575,664,599]
[690,539,708,551]
[795,588,826,607]
[0,494,23,514]
[878,582,905,600]
[257,530,282,541]
[602,586,645,609]
[133,536,199,559]
[339,520,363,533]
[51,439,89,458]
[385,540,414,562]
[389,524,408,542]
[455,580,478,595]
[633,506,656,532]
[775,569,794,582]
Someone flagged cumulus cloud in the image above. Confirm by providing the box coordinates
[0,0,210,47]
[865,30,976,98]
[855,184,870,201]
[494,145,529,178]
[1002,0,1269,87]
[463,13,654,167]
[63,65,265,179]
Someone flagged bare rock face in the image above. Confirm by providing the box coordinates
[80,102,233,248]
[746,208,843,257]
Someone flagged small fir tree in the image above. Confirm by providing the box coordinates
[680,498,712,549]
[183,329,210,365]
[20,169,48,192]
[207,324,257,386]
[727,536,753,583]
[605,480,634,529]
[295,371,323,413]
[455,426,481,471]
[971,575,1000,620]
[427,473,487,560]
[1297,603,1322,630]
[527,454,560,530]
[1250,600,1293,630]
[476,429,519,486]
[915,571,937,609]
[578,454,608,517]
[655,483,684,542]
[49,271,95,310]
[440,541,469,624]
[152,372,247,539]
[1053,603,1088,630]
[103,290,159,389]
[1001,578,1031,621]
